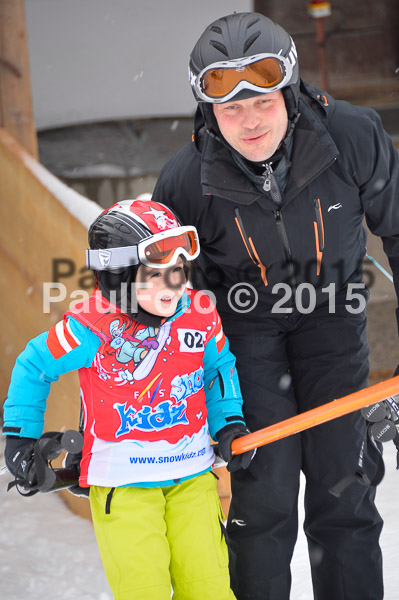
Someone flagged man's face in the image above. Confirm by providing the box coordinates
[212,90,288,162]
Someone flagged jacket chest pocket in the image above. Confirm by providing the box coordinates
[234,207,269,286]
[313,198,325,276]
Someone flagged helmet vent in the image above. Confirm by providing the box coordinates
[210,25,222,34]
[246,17,261,29]
[244,31,261,53]
[209,40,228,56]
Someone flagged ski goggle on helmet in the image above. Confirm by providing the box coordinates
[86,227,199,271]
[190,47,296,104]
[86,199,200,271]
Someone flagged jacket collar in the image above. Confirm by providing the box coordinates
[198,91,339,206]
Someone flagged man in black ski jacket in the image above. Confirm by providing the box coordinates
[152,12,399,600]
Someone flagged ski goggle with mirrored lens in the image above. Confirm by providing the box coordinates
[86,226,200,271]
[191,51,295,103]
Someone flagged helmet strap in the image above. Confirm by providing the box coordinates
[282,86,299,124]
[133,305,164,328]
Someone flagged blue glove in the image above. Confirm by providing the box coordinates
[216,423,256,472]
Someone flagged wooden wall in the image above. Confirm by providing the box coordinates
[254,0,399,104]
[0,127,102,519]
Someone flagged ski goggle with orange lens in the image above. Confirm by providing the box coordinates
[191,51,295,103]
[86,226,200,271]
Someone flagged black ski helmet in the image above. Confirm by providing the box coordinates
[87,198,197,316]
[189,12,299,118]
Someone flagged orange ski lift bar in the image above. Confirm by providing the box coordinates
[232,376,399,455]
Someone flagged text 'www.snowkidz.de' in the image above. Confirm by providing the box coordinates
[129,448,207,464]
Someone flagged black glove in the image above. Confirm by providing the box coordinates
[63,450,89,498]
[5,436,37,484]
[216,423,256,472]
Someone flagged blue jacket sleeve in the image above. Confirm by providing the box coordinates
[3,317,101,439]
[202,324,245,440]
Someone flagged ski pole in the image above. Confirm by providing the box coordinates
[231,376,399,455]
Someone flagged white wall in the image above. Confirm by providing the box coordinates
[25,0,253,130]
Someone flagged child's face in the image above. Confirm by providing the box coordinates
[135,257,187,317]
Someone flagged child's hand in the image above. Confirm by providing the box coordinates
[5,436,37,482]
[216,423,256,472]
[64,450,89,498]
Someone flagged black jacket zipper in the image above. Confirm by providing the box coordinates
[263,163,282,205]
[263,166,296,288]
[275,209,296,287]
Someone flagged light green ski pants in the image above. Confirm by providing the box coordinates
[90,472,236,599]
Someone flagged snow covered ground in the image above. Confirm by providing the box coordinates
[0,432,398,599]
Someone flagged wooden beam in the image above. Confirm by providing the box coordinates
[0,0,38,158]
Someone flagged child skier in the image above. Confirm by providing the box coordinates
[3,199,254,600]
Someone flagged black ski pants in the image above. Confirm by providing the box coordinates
[221,296,383,600]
